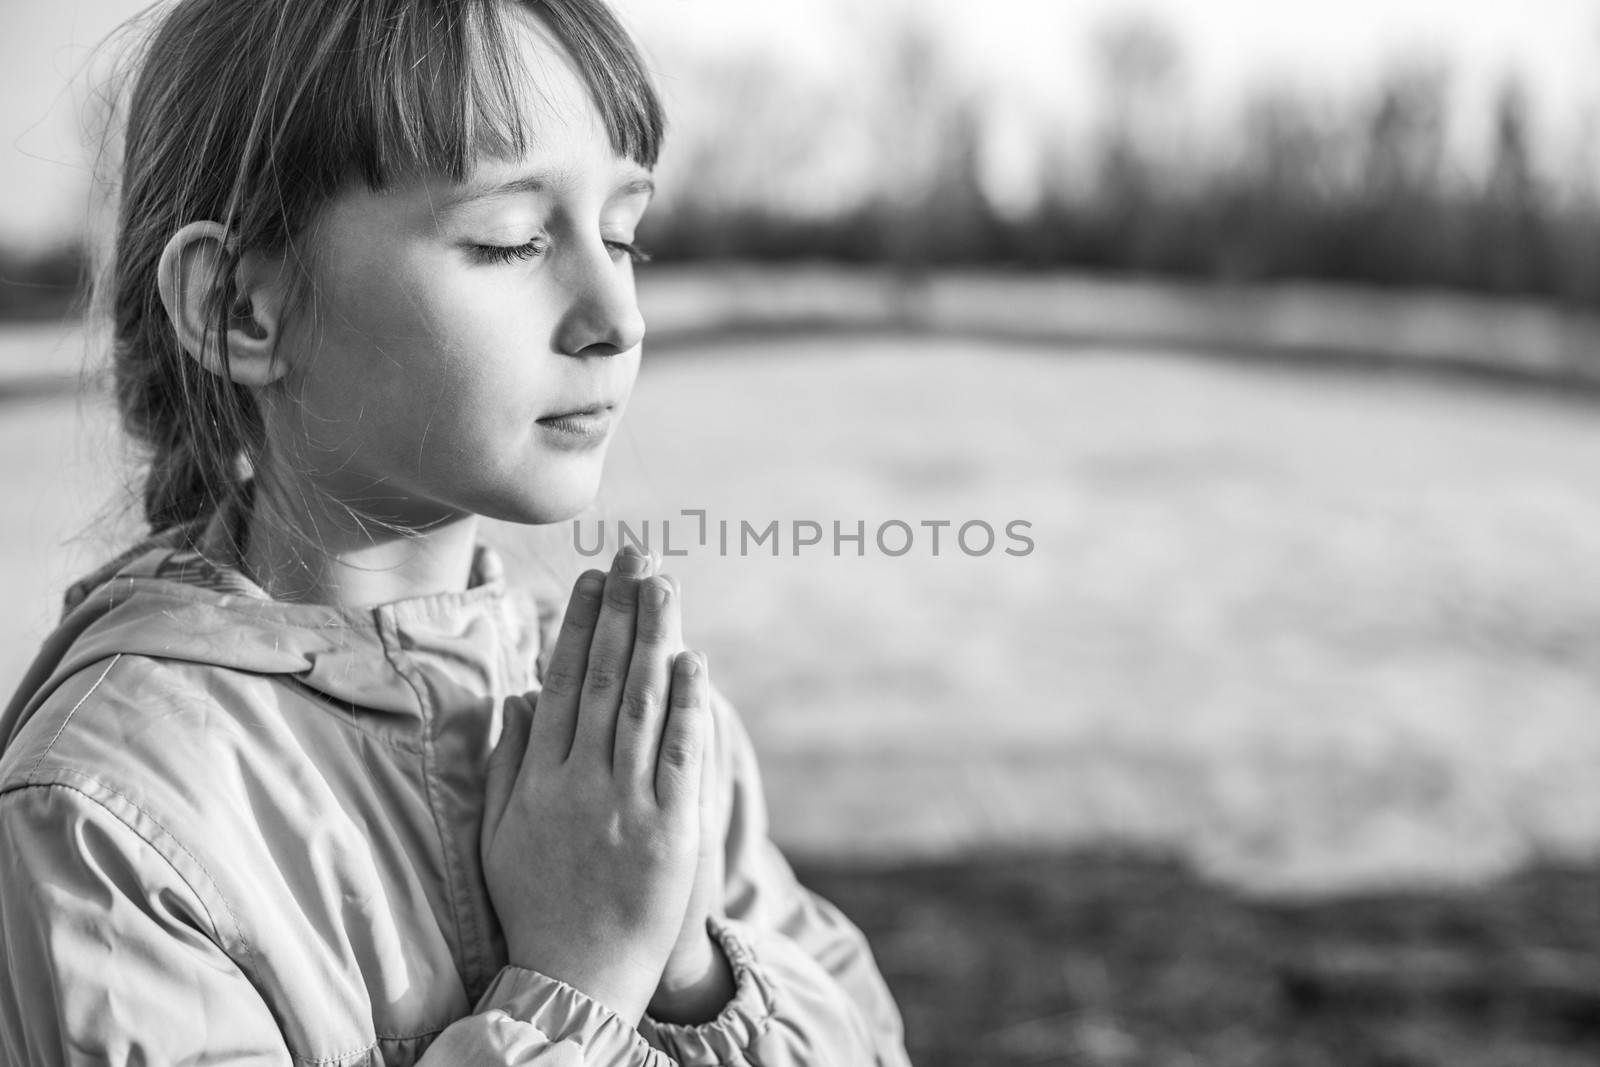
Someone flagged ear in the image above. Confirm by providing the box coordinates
[156,221,292,387]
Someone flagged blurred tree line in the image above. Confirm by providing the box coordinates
[643,11,1600,307]
[0,244,87,321]
[6,10,1599,319]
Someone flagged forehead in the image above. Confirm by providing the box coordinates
[297,1,660,239]
[431,6,650,206]
[307,0,662,207]
[498,6,603,146]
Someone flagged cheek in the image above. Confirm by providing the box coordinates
[311,242,445,359]
[338,249,558,371]
[297,247,515,402]
[276,258,448,461]
[280,229,602,483]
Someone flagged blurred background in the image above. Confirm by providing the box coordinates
[7,0,1600,1063]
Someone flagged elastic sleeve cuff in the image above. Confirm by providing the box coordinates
[475,965,675,1066]
[636,916,779,1065]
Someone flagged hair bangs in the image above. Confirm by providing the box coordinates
[337,0,663,192]
[532,0,665,169]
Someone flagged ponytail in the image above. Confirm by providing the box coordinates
[108,221,263,532]
[100,0,273,535]
[113,322,261,531]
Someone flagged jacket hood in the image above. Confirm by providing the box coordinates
[0,499,547,757]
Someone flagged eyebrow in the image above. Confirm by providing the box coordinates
[443,172,656,211]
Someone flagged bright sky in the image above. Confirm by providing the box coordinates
[3,0,1597,249]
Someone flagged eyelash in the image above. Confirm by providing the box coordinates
[469,239,651,266]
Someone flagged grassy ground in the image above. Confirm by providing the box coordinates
[798,850,1600,1066]
[635,267,1600,387]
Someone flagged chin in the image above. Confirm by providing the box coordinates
[471,472,603,527]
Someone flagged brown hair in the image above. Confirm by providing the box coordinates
[105,0,664,533]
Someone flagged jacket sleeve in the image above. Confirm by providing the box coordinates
[0,783,678,1066]
[635,687,913,1067]
[0,783,293,1066]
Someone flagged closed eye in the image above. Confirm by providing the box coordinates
[606,239,651,265]
[466,238,649,266]
[468,238,547,266]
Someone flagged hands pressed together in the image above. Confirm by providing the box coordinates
[481,545,734,1028]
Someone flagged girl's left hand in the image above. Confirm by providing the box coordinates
[646,580,734,1025]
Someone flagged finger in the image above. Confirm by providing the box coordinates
[697,670,724,897]
[699,672,717,835]
[660,571,685,648]
[570,546,650,762]
[662,572,682,617]
[527,569,606,765]
[694,663,729,916]
[655,651,709,811]
[483,693,535,852]
[613,574,681,782]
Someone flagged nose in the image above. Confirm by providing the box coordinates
[553,242,646,358]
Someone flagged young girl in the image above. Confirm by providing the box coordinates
[0,1,911,1063]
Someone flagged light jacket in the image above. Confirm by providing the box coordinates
[0,504,911,1066]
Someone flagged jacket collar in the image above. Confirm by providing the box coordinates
[2,492,544,753]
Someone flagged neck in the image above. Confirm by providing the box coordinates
[241,476,481,609]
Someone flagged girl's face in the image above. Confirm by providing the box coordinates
[265,6,652,529]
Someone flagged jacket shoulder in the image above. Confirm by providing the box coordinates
[0,652,273,809]
[0,656,259,953]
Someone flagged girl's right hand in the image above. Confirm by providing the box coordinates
[481,546,710,1026]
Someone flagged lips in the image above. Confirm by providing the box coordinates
[533,402,616,447]
[537,401,614,422]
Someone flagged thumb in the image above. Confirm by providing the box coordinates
[483,693,535,850]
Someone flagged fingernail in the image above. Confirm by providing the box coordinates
[678,653,699,678]
[616,547,648,577]
[643,580,668,608]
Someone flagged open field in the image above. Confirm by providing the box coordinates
[577,332,1600,895]
[8,321,1600,894]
